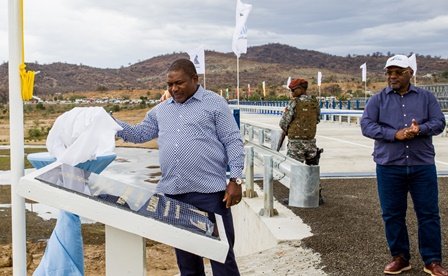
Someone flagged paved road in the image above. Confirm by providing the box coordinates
[240,113,448,177]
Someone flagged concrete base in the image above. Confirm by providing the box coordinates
[232,185,313,257]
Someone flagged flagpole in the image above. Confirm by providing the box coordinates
[203,50,206,89]
[236,56,240,107]
[317,71,322,99]
[360,63,367,103]
[364,81,367,103]
[9,0,27,274]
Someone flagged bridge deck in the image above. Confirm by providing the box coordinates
[241,113,448,177]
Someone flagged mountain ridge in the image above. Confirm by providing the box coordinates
[0,43,447,100]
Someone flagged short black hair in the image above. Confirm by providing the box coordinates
[168,58,197,77]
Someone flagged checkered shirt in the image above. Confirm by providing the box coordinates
[116,86,244,195]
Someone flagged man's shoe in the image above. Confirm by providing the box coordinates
[384,256,411,274]
[424,262,448,276]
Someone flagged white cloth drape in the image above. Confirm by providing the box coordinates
[46,107,122,166]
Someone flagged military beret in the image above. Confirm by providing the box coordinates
[288,78,308,90]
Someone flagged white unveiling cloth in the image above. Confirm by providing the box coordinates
[46,107,123,166]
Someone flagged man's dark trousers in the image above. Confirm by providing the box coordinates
[376,164,442,265]
[166,191,240,276]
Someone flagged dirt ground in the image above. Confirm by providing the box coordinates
[2,177,448,276]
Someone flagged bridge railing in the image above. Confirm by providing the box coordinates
[233,104,448,136]
[240,122,321,210]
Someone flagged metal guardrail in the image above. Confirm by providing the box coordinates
[234,104,448,136]
[241,123,321,211]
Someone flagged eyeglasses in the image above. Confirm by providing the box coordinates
[384,69,410,77]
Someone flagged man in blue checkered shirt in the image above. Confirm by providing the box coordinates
[115,58,245,275]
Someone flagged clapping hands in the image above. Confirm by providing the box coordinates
[395,119,420,140]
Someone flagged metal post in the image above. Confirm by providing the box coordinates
[240,123,245,138]
[248,126,254,142]
[243,146,257,198]
[257,129,264,146]
[232,108,240,129]
[259,155,277,217]
[289,164,320,208]
[236,57,240,107]
[8,0,27,274]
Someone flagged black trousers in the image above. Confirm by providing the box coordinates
[165,191,240,276]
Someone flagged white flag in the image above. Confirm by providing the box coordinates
[262,81,266,97]
[187,46,205,74]
[317,72,322,87]
[408,54,417,76]
[232,0,252,58]
[286,76,291,87]
[360,62,367,82]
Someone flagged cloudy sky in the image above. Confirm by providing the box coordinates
[1,0,447,68]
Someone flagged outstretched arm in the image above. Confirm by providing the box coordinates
[115,109,159,143]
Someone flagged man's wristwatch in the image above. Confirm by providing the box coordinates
[229,178,243,185]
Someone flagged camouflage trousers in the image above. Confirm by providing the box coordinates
[286,138,317,163]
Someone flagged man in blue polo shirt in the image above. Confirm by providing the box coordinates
[361,54,447,276]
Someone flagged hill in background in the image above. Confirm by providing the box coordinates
[1,43,447,101]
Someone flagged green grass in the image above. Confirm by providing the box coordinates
[0,147,48,170]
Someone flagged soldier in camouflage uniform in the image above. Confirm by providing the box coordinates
[279,78,321,164]
[279,78,323,204]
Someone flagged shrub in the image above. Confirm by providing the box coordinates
[36,102,45,110]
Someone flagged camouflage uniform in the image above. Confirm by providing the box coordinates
[279,95,320,163]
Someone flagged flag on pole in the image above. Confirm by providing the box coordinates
[409,53,417,76]
[360,63,367,82]
[262,81,266,97]
[187,46,205,74]
[317,72,322,87]
[232,0,252,58]
[286,76,291,87]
